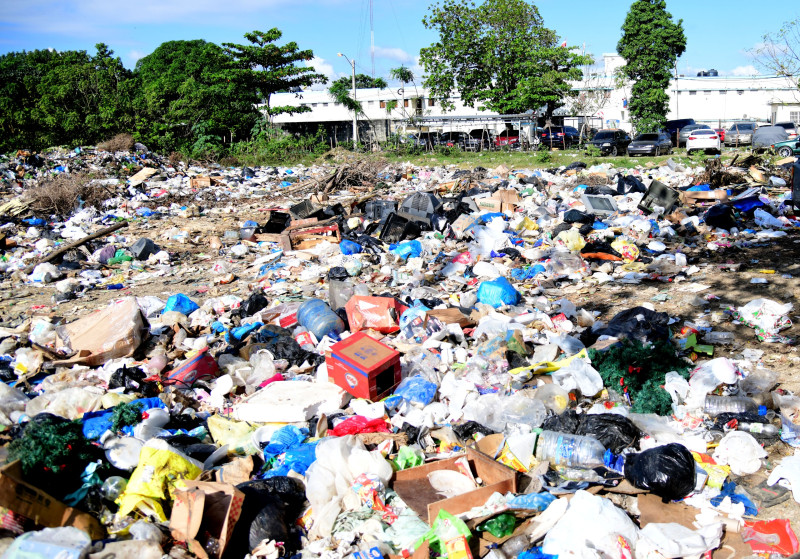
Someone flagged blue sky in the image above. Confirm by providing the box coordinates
[0,0,789,85]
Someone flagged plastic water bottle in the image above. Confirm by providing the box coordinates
[704,395,759,416]
[738,422,780,437]
[297,298,345,340]
[702,331,735,345]
[535,430,606,468]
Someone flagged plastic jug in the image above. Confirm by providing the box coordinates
[297,298,345,340]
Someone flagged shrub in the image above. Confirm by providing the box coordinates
[97,133,134,152]
[25,172,115,217]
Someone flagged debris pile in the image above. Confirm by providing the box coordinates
[0,145,798,558]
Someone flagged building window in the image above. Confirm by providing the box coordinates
[689,91,697,95]
[367,100,374,106]
[312,103,318,107]
[737,90,744,95]
[380,100,386,109]
[621,111,625,120]
[404,99,409,107]
[428,99,435,107]
[791,111,800,123]
[323,103,329,107]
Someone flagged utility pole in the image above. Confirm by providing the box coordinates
[370,0,375,78]
[338,53,359,150]
[674,60,679,119]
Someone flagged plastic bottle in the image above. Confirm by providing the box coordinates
[533,384,569,414]
[297,298,345,340]
[704,395,759,416]
[534,430,606,468]
[100,476,128,501]
[293,326,317,352]
[500,535,531,558]
[738,422,780,437]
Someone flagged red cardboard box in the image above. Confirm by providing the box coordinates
[327,332,401,401]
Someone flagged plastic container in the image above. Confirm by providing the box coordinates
[704,395,759,416]
[535,430,606,468]
[297,298,345,340]
[239,220,258,241]
[329,279,355,310]
[534,384,569,414]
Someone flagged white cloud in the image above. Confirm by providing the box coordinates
[127,50,146,64]
[373,46,414,64]
[729,65,759,76]
[305,56,345,90]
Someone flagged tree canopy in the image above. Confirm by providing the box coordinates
[617,0,686,133]
[752,18,800,83]
[328,74,388,113]
[222,29,328,120]
[419,0,590,118]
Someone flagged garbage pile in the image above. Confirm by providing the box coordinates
[0,145,799,558]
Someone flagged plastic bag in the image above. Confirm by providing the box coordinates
[623,443,695,501]
[550,357,603,397]
[592,306,670,344]
[340,239,363,255]
[345,296,404,334]
[713,430,767,475]
[730,298,793,342]
[575,413,642,454]
[162,294,199,316]
[477,277,520,308]
[555,228,586,251]
[414,509,472,556]
[329,416,390,436]
[393,375,438,406]
[391,240,422,260]
[477,513,516,538]
[610,238,640,262]
[393,445,424,470]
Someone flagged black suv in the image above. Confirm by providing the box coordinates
[665,118,696,146]
[540,126,580,149]
[587,129,632,156]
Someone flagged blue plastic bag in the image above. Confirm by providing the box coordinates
[477,277,520,308]
[390,240,422,260]
[393,375,438,405]
[510,265,545,281]
[340,240,363,255]
[506,492,556,511]
[163,294,199,316]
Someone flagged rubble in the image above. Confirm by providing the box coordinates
[0,144,799,558]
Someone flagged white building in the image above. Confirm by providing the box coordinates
[270,53,800,142]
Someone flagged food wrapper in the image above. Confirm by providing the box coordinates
[691,451,730,489]
[351,473,397,523]
[611,238,640,262]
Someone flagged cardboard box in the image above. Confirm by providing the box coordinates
[475,197,503,212]
[679,189,729,205]
[393,445,517,525]
[190,176,214,188]
[0,461,104,539]
[451,214,481,239]
[170,481,244,559]
[327,332,401,401]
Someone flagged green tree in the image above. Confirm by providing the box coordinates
[222,29,328,121]
[132,39,258,154]
[617,0,686,133]
[390,65,416,118]
[328,74,387,113]
[0,45,133,151]
[419,0,590,118]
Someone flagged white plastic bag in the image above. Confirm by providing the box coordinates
[551,358,603,397]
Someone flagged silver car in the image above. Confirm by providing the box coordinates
[726,122,757,146]
[678,124,711,147]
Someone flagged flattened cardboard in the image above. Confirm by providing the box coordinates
[426,308,475,327]
[170,481,244,559]
[0,461,104,539]
[679,190,729,205]
[56,298,148,367]
[393,446,517,525]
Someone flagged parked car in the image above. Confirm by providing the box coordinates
[773,121,798,141]
[752,126,788,151]
[678,123,712,147]
[462,129,494,151]
[725,122,757,146]
[685,128,721,155]
[587,129,631,156]
[665,118,696,146]
[626,132,672,156]
[714,128,726,143]
[540,126,580,149]
[495,129,520,149]
[411,132,440,149]
[438,132,469,148]
[772,138,800,158]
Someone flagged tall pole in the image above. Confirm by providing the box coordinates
[338,53,359,151]
[674,60,679,119]
[351,59,358,150]
[370,0,375,78]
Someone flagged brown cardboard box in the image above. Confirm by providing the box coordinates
[0,461,104,539]
[679,190,729,205]
[190,176,214,188]
[393,445,517,525]
[170,481,245,559]
[475,197,503,212]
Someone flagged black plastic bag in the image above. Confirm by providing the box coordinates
[592,306,670,344]
[563,209,594,224]
[252,325,325,368]
[575,413,641,454]
[616,174,646,195]
[328,266,350,281]
[238,290,269,318]
[703,204,737,230]
[541,410,581,434]
[552,222,573,237]
[624,443,695,502]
